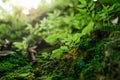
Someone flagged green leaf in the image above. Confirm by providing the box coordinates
[42,52,49,58]
[60,46,69,51]
[79,0,87,7]
[88,0,93,8]
[13,42,24,50]
[77,9,87,13]
[51,49,63,59]
[82,21,94,36]
[45,34,59,44]
[92,11,95,18]
[73,33,82,44]
[90,3,95,11]
[78,5,86,8]
[18,73,30,77]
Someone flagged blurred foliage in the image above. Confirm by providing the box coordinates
[0,0,120,80]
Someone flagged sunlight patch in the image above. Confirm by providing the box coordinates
[22,9,29,15]
[0,1,13,15]
[46,0,52,4]
[10,0,40,9]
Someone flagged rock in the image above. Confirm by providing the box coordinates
[0,51,15,57]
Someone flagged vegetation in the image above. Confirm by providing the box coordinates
[0,0,120,80]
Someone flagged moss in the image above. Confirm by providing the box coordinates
[0,66,33,80]
[0,54,29,78]
[0,61,18,71]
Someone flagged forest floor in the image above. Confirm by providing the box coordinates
[0,25,120,80]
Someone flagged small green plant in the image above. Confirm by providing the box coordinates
[43,0,116,59]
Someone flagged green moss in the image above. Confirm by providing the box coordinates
[0,54,29,78]
[0,66,33,80]
[0,62,19,75]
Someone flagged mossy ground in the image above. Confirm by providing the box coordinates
[0,26,120,80]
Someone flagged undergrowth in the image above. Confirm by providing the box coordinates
[0,0,120,80]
